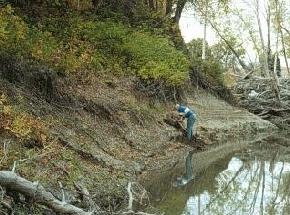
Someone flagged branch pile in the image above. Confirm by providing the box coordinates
[233,77,290,128]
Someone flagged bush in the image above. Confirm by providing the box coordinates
[187,38,224,85]
[123,31,189,86]
[0,93,47,141]
[0,5,190,86]
[0,5,28,55]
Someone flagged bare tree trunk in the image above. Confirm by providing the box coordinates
[148,0,155,9]
[255,0,269,77]
[163,0,172,15]
[270,0,281,102]
[163,0,167,15]
[280,29,290,75]
[202,0,208,60]
[267,1,271,71]
[0,171,92,215]
[274,30,280,84]
[174,0,187,23]
[278,0,290,76]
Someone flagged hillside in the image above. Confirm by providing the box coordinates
[0,1,277,215]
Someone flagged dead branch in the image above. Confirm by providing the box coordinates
[0,186,12,215]
[127,182,134,212]
[11,159,27,173]
[0,199,13,215]
[234,77,290,128]
[0,140,9,165]
[121,182,153,215]
[0,171,92,215]
[74,182,99,211]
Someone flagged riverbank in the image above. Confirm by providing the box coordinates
[0,73,277,214]
[139,90,277,209]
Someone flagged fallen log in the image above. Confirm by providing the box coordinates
[0,171,92,215]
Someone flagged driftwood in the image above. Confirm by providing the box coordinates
[0,171,92,215]
[234,77,290,128]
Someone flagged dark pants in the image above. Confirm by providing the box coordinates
[186,114,196,141]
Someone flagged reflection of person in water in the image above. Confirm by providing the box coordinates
[175,151,194,187]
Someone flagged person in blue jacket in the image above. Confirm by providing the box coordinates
[176,104,196,142]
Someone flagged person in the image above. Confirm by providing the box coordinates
[176,104,196,142]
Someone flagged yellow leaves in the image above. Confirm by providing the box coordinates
[31,45,44,60]
[60,43,94,73]
[3,105,12,115]
[0,93,8,105]
[0,5,28,50]
[0,93,47,144]
[11,114,33,138]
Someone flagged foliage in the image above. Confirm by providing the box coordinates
[123,31,189,86]
[0,93,47,141]
[187,38,224,84]
[0,5,28,55]
[211,38,246,70]
[0,5,190,86]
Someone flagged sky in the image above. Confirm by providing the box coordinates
[179,3,217,45]
[178,1,290,67]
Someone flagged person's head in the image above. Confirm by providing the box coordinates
[175,104,180,110]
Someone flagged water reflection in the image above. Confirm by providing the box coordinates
[156,140,290,215]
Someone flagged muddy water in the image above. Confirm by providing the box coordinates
[154,135,290,215]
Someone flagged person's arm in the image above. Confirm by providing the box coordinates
[177,114,185,122]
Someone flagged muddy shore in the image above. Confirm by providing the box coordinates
[0,76,277,214]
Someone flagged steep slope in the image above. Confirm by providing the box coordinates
[0,63,276,214]
[0,3,277,214]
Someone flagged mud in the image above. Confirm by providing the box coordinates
[0,67,278,214]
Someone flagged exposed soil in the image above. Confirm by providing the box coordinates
[0,63,277,214]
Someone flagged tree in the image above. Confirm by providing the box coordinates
[202,0,209,60]
[211,38,246,71]
[174,0,187,23]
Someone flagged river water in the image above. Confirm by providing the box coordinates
[154,134,290,215]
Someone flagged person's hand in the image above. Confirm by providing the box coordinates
[177,116,184,122]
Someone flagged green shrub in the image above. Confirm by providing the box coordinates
[26,27,59,64]
[0,5,189,86]
[0,5,28,55]
[188,39,224,85]
[123,31,189,86]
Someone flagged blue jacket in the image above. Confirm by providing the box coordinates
[177,105,195,118]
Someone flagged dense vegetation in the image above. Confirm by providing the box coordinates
[0,4,189,87]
